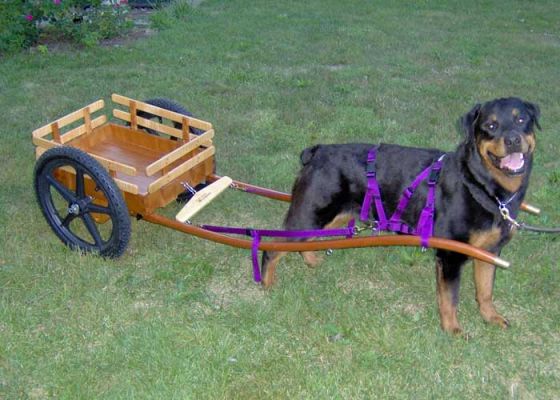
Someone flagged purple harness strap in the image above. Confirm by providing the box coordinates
[360,146,446,248]
[198,147,445,283]
[201,220,356,282]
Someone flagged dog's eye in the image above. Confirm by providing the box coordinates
[516,117,525,124]
[487,122,498,131]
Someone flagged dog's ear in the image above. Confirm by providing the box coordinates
[300,145,320,165]
[460,103,481,139]
[524,101,541,130]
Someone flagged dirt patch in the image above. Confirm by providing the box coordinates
[33,8,156,52]
[101,8,157,47]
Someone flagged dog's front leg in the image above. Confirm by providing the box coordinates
[473,260,509,329]
[435,256,463,334]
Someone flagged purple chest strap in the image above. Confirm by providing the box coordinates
[360,147,446,248]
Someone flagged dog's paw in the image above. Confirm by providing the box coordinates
[261,271,276,288]
[486,314,510,329]
[442,324,463,336]
[301,251,323,268]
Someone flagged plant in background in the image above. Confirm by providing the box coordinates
[0,0,133,54]
[149,0,192,31]
[0,1,40,54]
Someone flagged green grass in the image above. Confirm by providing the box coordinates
[2,0,560,398]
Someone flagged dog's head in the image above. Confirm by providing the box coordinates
[461,97,540,192]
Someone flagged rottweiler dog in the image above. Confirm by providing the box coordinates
[261,97,540,334]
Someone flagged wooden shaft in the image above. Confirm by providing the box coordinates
[520,202,541,215]
[209,174,292,202]
[141,213,510,269]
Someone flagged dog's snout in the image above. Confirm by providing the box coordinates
[505,134,522,149]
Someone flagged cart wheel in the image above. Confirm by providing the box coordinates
[34,146,131,258]
[138,98,204,137]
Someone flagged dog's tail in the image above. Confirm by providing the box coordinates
[300,145,320,166]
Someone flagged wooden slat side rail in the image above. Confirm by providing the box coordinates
[182,116,190,140]
[148,146,215,193]
[33,137,137,176]
[34,147,139,194]
[111,93,213,131]
[60,115,107,144]
[88,153,138,176]
[145,129,215,176]
[112,177,139,195]
[33,136,62,152]
[83,107,92,134]
[113,109,197,140]
[32,99,105,139]
[51,122,61,143]
[129,100,138,131]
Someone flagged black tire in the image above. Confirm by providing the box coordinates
[34,146,131,258]
[137,98,204,136]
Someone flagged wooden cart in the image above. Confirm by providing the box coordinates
[32,94,525,273]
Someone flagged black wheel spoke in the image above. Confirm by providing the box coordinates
[82,213,103,247]
[87,203,112,215]
[75,168,85,197]
[46,174,76,202]
[61,213,77,227]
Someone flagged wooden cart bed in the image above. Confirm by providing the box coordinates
[32,94,216,214]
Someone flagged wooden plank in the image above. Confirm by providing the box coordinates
[34,146,139,195]
[175,176,232,222]
[112,93,213,131]
[113,109,185,139]
[51,122,61,143]
[113,177,139,195]
[182,116,190,140]
[33,136,61,151]
[148,146,215,193]
[129,100,138,130]
[113,109,215,142]
[145,129,215,176]
[34,147,139,194]
[60,115,107,144]
[83,107,92,134]
[33,135,137,176]
[32,99,105,138]
[88,153,137,176]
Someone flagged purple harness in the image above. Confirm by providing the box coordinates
[202,146,446,282]
[360,146,446,248]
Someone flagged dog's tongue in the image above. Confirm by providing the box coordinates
[500,153,524,171]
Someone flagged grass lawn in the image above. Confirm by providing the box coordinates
[1,0,560,398]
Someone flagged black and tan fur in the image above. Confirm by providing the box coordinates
[261,97,540,334]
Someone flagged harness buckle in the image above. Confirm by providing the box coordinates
[403,187,414,199]
[366,162,376,177]
[428,169,441,185]
[369,220,380,235]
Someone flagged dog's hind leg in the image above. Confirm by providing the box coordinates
[261,161,355,286]
[300,212,355,268]
[261,211,355,287]
[261,250,286,288]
